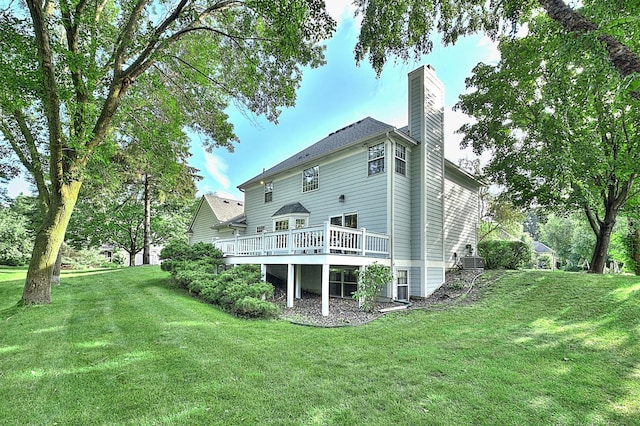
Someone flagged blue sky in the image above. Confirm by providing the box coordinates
[5,2,497,200]
[190,3,498,201]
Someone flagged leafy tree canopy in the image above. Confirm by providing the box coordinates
[0,0,336,303]
[354,0,640,99]
[457,14,640,272]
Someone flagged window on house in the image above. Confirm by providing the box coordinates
[330,213,358,228]
[397,270,408,301]
[264,182,273,203]
[329,267,358,298]
[256,226,265,233]
[295,218,306,228]
[302,165,319,192]
[395,144,407,176]
[368,143,385,176]
[275,220,289,231]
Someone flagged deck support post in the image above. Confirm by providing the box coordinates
[287,263,295,308]
[295,264,302,299]
[322,264,330,316]
[260,264,267,281]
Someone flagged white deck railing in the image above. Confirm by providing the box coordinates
[213,222,389,257]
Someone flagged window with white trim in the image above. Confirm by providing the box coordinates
[295,218,306,228]
[397,270,408,301]
[256,226,265,233]
[329,267,358,298]
[395,144,407,176]
[275,220,289,231]
[368,143,385,176]
[330,213,357,228]
[264,181,273,203]
[302,165,319,192]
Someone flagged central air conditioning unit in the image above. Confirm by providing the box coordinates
[461,256,484,270]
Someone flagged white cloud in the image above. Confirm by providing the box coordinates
[203,151,230,190]
[324,0,356,25]
[477,36,500,65]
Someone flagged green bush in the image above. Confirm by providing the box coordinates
[174,269,210,290]
[563,264,584,272]
[478,240,531,270]
[160,240,223,263]
[352,263,393,313]
[63,247,112,269]
[235,296,280,319]
[165,259,277,319]
[537,254,553,269]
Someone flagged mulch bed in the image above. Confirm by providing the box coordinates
[277,269,487,327]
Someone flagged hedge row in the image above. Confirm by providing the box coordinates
[477,240,531,270]
[160,241,279,319]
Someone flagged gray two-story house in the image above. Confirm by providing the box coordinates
[190,65,481,316]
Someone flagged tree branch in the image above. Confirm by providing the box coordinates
[11,109,50,206]
[25,0,65,195]
[539,0,640,100]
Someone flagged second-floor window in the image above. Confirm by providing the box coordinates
[395,144,407,176]
[302,165,319,192]
[264,181,273,203]
[368,143,384,175]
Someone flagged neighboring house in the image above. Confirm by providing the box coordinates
[189,65,482,316]
[99,244,163,266]
[187,194,246,244]
[533,241,556,270]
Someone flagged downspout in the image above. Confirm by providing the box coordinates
[387,132,396,300]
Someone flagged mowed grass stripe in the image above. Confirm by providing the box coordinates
[1,267,638,425]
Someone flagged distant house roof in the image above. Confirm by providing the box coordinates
[203,194,244,222]
[272,202,310,217]
[187,194,244,234]
[239,117,416,188]
[533,241,554,254]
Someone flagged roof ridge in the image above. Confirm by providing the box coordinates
[239,116,396,188]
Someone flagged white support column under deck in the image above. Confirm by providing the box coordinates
[321,264,330,316]
[287,263,295,308]
[295,265,302,299]
[260,264,267,281]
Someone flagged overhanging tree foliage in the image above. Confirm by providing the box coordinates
[456,16,640,273]
[354,0,640,100]
[0,0,335,304]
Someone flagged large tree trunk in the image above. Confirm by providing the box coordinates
[143,174,151,265]
[51,250,62,286]
[589,224,613,274]
[128,251,136,267]
[22,182,81,304]
[629,219,640,276]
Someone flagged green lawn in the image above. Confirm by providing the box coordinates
[1,267,638,425]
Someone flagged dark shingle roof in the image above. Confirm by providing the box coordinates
[272,202,310,217]
[203,194,244,222]
[533,241,554,254]
[239,117,396,188]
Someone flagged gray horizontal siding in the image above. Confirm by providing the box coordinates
[189,205,218,244]
[243,142,389,235]
[426,267,445,296]
[409,267,422,297]
[392,144,412,259]
[444,177,479,267]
